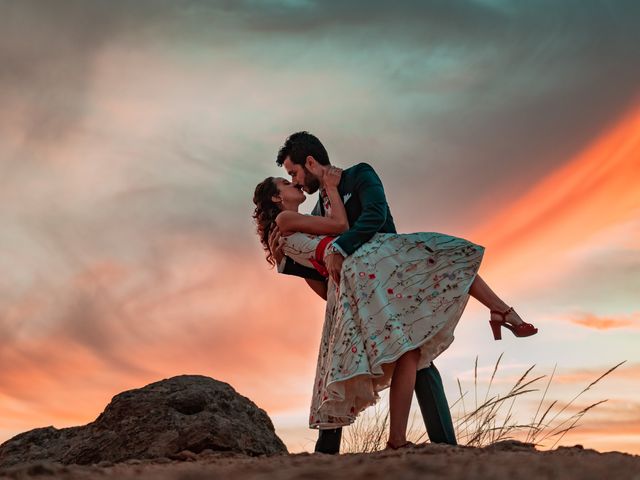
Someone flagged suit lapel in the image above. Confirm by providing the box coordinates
[339,166,358,223]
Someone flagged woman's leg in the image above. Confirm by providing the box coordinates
[468,274,525,326]
[388,348,421,447]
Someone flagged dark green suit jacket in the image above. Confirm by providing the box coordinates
[281,162,396,281]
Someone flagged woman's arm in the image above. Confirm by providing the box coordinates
[275,208,347,235]
[276,167,349,236]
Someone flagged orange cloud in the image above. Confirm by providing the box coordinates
[454,362,637,390]
[569,312,640,330]
[555,418,640,441]
[467,100,640,288]
[0,244,327,441]
[509,420,640,454]
[549,363,640,385]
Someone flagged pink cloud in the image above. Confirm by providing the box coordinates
[570,312,639,330]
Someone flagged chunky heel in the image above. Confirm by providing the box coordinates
[489,306,538,340]
[489,320,502,340]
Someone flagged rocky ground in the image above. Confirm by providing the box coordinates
[1,441,639,480]
[2,375,637,479]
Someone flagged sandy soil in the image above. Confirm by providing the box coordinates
[1,441,638,480]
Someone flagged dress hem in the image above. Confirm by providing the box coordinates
[309,257,482,431]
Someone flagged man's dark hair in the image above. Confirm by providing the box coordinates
[276,131,330,167]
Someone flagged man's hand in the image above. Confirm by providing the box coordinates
[268,225,284,266]
[325,252,344,284]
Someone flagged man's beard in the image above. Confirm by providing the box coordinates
[303,167,321,194]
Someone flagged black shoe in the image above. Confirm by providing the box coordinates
[314,428,342,454]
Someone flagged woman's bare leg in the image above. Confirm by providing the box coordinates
[388,348,421,447]
[468,274,525,326]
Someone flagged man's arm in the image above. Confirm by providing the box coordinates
[332,163,389,256]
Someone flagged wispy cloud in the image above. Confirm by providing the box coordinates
[467,102,640,292]
[548,363,640,385]
[569,312,640,330]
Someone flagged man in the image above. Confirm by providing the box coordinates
[269,131,457,454]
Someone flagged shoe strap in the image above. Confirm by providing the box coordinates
[490,306,514,319]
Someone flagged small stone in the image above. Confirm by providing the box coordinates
[168,450,199,461]
[26,462,57,475]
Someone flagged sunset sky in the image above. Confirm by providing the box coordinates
[1,1,639,455]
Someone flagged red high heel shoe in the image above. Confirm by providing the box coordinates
[489,306,538,340]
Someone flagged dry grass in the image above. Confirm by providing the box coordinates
[343,400,427,453]
[342,355,626,453]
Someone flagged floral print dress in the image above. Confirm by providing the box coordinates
[281,231,485,430]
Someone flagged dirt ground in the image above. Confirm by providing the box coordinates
[1,441,638,480]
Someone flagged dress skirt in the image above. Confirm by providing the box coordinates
[309,232,485,429]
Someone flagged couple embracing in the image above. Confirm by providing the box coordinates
[252,131,537,453]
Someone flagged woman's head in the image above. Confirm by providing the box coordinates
[252,177,305,265]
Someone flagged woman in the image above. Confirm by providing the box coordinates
[252,167,537,450]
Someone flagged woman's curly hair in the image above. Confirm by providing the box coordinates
[252,177,280,266]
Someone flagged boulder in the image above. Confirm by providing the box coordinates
[0,375,287,467]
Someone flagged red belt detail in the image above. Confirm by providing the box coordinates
[309,236,336,278]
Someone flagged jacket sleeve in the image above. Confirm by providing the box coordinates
[332,163,388,256]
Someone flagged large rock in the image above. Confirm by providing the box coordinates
[0,375,287,467]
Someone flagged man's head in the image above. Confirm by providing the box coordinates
[276,131,330,194]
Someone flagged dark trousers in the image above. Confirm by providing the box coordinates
[314,362,457,454]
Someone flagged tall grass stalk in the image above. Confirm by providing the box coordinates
[341,356,625,453]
